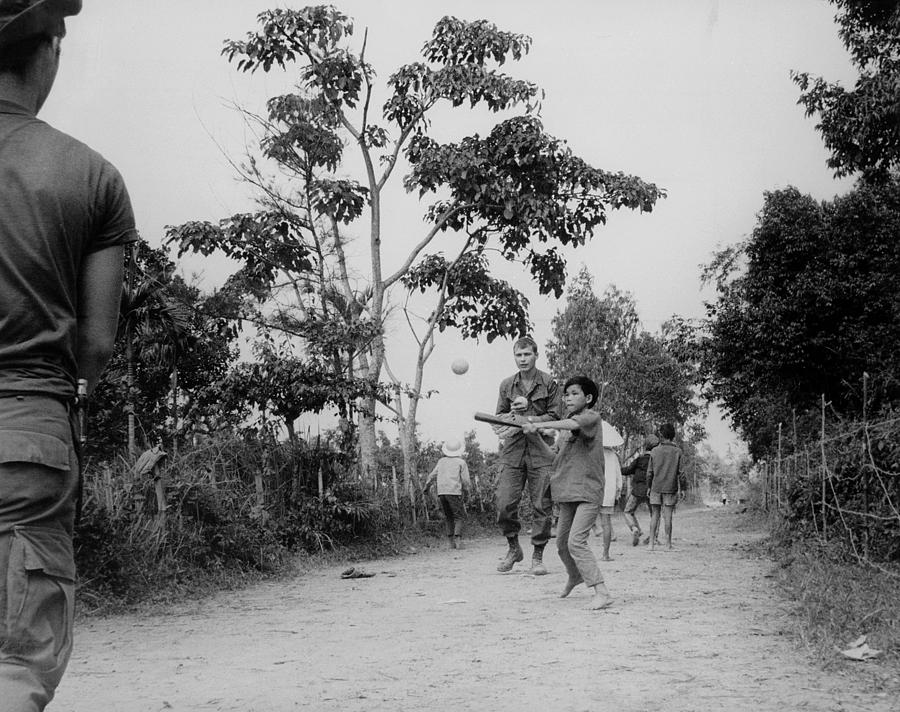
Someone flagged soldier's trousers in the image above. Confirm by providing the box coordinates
[0,395,78,712]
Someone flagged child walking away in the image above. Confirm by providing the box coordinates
[521,375,613,611]
[622,436,658,546]
[425,439,471,549]
[647,423,683,551]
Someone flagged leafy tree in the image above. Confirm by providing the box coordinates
[545,266,639,400]
[216,331,382,447]
[793,0,900,181]
[89,244,238,457]
[546,267,700,452]
[168,7,664,485]
[698,181,900,456]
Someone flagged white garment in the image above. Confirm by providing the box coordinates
[602,449,623,507]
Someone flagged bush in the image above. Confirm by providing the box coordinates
[272,481,391,552]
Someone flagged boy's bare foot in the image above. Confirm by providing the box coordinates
[560,576,583,598]
[586,594,614,610]
[586,584,613,610]
[600,555,613,562]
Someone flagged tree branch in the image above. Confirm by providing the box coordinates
[383,203,470,289]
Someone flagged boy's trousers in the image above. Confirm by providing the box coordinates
[555,501,603,587]
[0,395,78,712]
[438,494,466,536]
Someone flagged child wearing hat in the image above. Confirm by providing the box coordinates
[424,438,471,549]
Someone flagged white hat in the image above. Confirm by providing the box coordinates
[442,438,465,457]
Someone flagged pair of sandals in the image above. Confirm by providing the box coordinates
[340,567,375,579]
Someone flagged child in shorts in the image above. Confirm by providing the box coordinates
[622,435,658,546]
[647,423,683,551]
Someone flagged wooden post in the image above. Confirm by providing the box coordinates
[391,466,399,511]
[255,471,265,510]
[820,394,827,540]
[317,465,324,500]
[792,408,797,456]
[776,423,783,510]
[862,372,870,558]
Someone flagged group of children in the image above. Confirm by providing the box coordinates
[425,374,683,612]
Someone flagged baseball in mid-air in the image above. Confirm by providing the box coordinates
[451,358,469,375]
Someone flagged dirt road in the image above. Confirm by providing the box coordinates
[53,507,897,711]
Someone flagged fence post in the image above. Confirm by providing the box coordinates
[820,394,827,541]
[777,423,783,510]
[391,465,399,512]
[862,372,870,558]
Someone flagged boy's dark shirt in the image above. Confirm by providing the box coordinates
[622,452,651,498]
[647,441,682,494]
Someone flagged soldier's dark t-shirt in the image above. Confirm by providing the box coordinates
[0,99,137,399]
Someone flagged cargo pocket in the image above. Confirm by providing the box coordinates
[3,526,75,684]
[0,430,71,472]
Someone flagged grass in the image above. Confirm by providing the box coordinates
[758,514,900,692]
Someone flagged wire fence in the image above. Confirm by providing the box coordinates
[760,396,900,574]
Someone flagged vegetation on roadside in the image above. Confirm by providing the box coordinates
[73,431,499,614]
[693,1,900,680]
[763,518,900,686]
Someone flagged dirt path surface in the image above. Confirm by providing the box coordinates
[54,507,897,712]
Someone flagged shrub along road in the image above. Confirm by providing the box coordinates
[55,507,898,711]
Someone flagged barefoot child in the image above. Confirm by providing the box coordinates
[424,438,471,549]
[647,423,683,551]
[597,446,623,561]
[522,375,613,610]
[622,436,657,546]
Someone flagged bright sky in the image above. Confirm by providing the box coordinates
[43,1,857,456]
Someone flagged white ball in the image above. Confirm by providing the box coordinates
[451,358,469,375]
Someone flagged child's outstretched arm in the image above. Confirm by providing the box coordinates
[521,417,580,434]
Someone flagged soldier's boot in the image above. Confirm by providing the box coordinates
[530,544,548,576]
[496,537,524,572]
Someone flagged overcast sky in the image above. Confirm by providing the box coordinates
[43,1,857,455]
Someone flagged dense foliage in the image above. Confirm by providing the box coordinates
[698,181,900,457]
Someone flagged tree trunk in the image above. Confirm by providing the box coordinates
[357,396,378,482]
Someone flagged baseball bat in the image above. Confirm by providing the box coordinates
[473,411,523,428]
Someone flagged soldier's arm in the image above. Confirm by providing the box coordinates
[76,246,125,395]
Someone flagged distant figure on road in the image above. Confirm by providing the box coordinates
[622,435,658,546]
[522,375,614,610]
[424,438,471,550]
[0,1,137,708]
[492,336,560,575]
[647,424,683,551]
